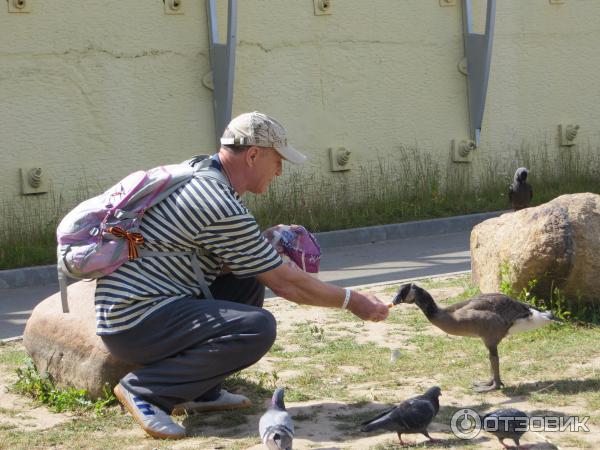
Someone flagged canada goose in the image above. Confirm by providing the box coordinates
[392,284,555,392]
[360,386,441,446]
[508,167,533,211]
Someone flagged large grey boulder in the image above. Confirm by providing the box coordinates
[23,281,137,399]
[471,192,600,303]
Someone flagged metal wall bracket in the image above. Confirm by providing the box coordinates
[329,147,351,171]
[462,0,495,146]
[559,124,579,146]
[451,139,476,163]
[207,0,237,144]
[8,0,32,13]
[164,0,184,15]
[20,167,48,194]
[313,0,332,15]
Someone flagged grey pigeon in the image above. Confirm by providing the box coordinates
[482,408,528,449]
[360,386,441,446]
[508,167,533,211]
[259,388,294,450]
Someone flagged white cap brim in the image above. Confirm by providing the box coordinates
[276,145,307,164]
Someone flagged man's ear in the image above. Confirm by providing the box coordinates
[246,146,259,165]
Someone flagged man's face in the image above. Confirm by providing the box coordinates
[248,147,283,194]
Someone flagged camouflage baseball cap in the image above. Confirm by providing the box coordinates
[220,111,306,164]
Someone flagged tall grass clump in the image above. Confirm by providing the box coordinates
[0,182,93,270]
[500,262,600,325]
[0,193,64,270]
[1,142,600,269]
[11,358,115,414]
[248,143,600,231]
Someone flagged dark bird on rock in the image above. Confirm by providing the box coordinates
[259,388,294,450]
[482,408,529,449]
[508,167,533,211]
[360,386,442,446]
[392,284,556,392]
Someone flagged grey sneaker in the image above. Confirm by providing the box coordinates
[113,383,185,439]
[172,389,252,415]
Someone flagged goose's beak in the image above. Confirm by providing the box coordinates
[392,283,412,305]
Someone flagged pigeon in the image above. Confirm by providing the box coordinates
[482,408,529,449]
[508,167,533,211]
[259,388,294,450]
[360,386,442,445]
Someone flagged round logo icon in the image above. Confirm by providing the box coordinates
[451,408,482,440]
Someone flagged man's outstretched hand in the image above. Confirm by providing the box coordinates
[348,291,389,322]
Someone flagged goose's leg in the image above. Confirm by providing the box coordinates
[472,341,496,387]
[472,352,495,387]
[474,345,503,392]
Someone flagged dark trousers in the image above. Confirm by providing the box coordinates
[101,274,276,413]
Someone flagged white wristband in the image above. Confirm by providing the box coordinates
[342,288,352,310]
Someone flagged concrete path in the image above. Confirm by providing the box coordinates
[0,231,471,340]
[1,285,54,340]
[317,231,469,288]
[0,211,502,340]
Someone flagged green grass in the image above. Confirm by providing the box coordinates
[499,262,600,324]
[2,143,600,269]
[383,282,600,396]
[0,195,62,270]
[0,412,140,450]
[0,344,29,369]
[0,180,93,270]
[9,358,116,414]
[370,436,482,449]
[1,275,599,448]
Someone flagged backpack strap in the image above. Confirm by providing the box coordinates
[59,248,214,310]
[189,253,214,300]
[174,154,232,300]
[184,154,231,187]
[57,247,70,313]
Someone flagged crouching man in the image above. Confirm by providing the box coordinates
[97,112,389,439]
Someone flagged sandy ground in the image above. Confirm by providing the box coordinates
[1,281,598,449]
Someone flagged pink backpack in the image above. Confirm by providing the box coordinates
[56,156,225,312]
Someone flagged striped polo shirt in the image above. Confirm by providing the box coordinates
[94,157,282,335]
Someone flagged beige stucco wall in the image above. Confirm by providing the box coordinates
[1,0,599,206]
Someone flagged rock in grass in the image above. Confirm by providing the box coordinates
[23,281,137,399]
[471,193,600,304]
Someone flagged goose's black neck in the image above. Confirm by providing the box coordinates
[415,289,439,319]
